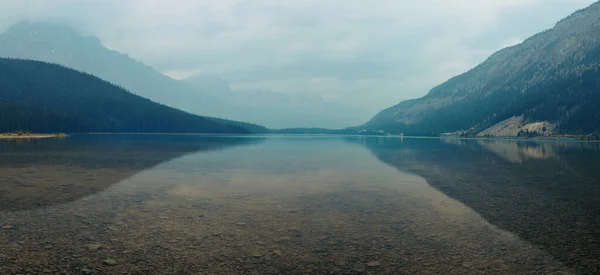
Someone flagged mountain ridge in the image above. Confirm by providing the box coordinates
[364,1,600,137]
[0,21,229,117]
[0,58,266,134]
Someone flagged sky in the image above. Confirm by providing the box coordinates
[0,0,597,119]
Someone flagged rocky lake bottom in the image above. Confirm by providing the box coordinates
[1,135,599,274]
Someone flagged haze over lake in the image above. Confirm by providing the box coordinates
[1,135,599,274]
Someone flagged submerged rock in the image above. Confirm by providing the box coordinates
[85,244,102,251]
[103,259,118,266]
[367,261,381,267]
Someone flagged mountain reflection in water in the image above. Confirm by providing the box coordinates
[358,137,600,274]
[0,134,264,211]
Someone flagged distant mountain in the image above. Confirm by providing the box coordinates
[271,128,356,135]
[182,75,235,98]
[363,2,600,137]
[0,58,266,134]
[183,76,370,129]
[0,22,234,117]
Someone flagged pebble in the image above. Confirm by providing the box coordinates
[1,224,15,230]
[367,261,381,267]
[85,244,102,251]
[334,260,347,267]
[81,268,93,274]
[103,259,118,266]
[276,237,291,243]
[273,250,282,256]
[354,264,366,273]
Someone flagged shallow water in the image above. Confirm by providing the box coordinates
[1,135,599,274]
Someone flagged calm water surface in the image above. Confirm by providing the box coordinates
[1,135,600,274]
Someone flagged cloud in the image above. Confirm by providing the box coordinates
[0,0,596,118]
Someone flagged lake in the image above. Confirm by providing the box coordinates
[1,134,599,274]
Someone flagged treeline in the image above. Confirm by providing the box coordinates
[0,58,266,134]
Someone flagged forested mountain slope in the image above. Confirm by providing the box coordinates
[364,2,600,137]
[0,58,265,134]
[0,22,229,117]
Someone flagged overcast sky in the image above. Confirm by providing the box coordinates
[0,0,596,116]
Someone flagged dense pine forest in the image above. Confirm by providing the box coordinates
[0,58,267,134]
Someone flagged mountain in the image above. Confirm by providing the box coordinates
[0,22,369,129]
[182,75,235,98]
[0,22,233,117]
[183,75,370,129]
[0,58,266,134]
[364,2,600,137]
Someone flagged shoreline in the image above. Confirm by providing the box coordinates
[0,133,68,139]
[439,135,600,142]
[0,132,596,142]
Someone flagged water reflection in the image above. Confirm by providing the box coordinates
[0,134,264,211]
[358,137,600,274]
[1,136,574,274]
[475,139,556,163]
